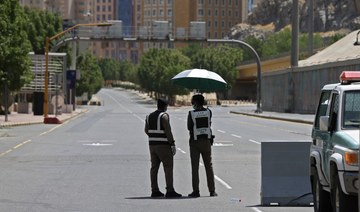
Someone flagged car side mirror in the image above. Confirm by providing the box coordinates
[319,116,330,132]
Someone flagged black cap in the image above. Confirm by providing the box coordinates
[157,98,168,108]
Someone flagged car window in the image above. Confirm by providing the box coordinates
[329,93,339,131]
[314,91,331,129]
[343,90,360,129]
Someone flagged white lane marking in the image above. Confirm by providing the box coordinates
[13,140,31,149]
[200,162,232,189]
[102,92,144,123]
[249,139,261,145]
[83,143,113,146]
[40,123,65,136]
[213,143,234,147]
[231,134,242,139]
[252,207,262,212]
[217,130,226,133]
[214,175,232,189]
[177,147,186,154]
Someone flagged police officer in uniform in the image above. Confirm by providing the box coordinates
[145,98,182,198]
[187,94,217,198]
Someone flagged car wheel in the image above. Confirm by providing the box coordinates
[312,172,332,212]
[331,174,357,212]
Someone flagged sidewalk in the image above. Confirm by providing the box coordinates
[0,107,86,128]
[229,105,315,125]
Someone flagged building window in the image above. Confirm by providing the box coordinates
[222,0,225,5]
[229,0,231,4]
[222,10,225,16]
[208,21,211,27]
[97,14,100,21]
[235,11,238,17]
[103,0,106,3]
[168,0,172,4]
[97,6,100,12]
[108,14,112,20]
[208,9,211,16]
[215,0,218,5]
[102,6,106,12]
[159,0,163,4]
[235,0,238,5]
[221,21,224,27]
[214,21,217,27]
[159,9,164,16]
[208,0,211,4]
[198,0,204,4]
[198,9,204,16]
[102,14,106,20]
[215,9,218,16]
[229,22,232,27]
[167,9,172,16]
[153,9,156,16]
[108,6,111,12]
[228,10,231,17]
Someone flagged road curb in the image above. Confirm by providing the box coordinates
[0,109,87,128]
[230,111,313,125]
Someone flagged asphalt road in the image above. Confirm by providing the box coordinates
[0,88,314,212]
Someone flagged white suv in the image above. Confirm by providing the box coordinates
[311,71,359,212]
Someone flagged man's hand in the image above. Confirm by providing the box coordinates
[171,145,176,156]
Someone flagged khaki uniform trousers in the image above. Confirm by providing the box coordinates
[149,144,174,192]
[189,138,215,192]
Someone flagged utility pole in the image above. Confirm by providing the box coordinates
[308,0,314,56]
[289,0,299,113]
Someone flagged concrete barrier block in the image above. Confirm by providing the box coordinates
[261,141,313,206]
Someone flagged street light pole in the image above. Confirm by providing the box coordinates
[44,23,112,122]
[207,39,262,113]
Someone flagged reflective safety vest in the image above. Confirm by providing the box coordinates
[146,110,168,145]
[190,109,211,140]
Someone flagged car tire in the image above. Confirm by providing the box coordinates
[312,172,332,212]
[331,174,357,212]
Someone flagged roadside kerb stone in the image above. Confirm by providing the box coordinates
[230,111,314,125]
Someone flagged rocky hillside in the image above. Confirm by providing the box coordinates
[231,0,360,40]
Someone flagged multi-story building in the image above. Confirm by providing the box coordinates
[20,0,249,63]
[89,0,139,63]
[136,0,248,52]
[140,0,248,40]
[19,0,47,10]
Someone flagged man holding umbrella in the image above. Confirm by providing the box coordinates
[187,94,217,198]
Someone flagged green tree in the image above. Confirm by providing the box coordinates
[76,51,104,99]
[191,45,242,90]
[138,48,190,102]
[120,60,137,82]
[98,58,119,81]
[244,36,263,60]
[0,0,33,113]
[261,28,292,58]
[24,7,63,54]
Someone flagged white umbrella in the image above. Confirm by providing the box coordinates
[171,69,227,92]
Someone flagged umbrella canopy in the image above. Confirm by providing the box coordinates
[171,69,227,92]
